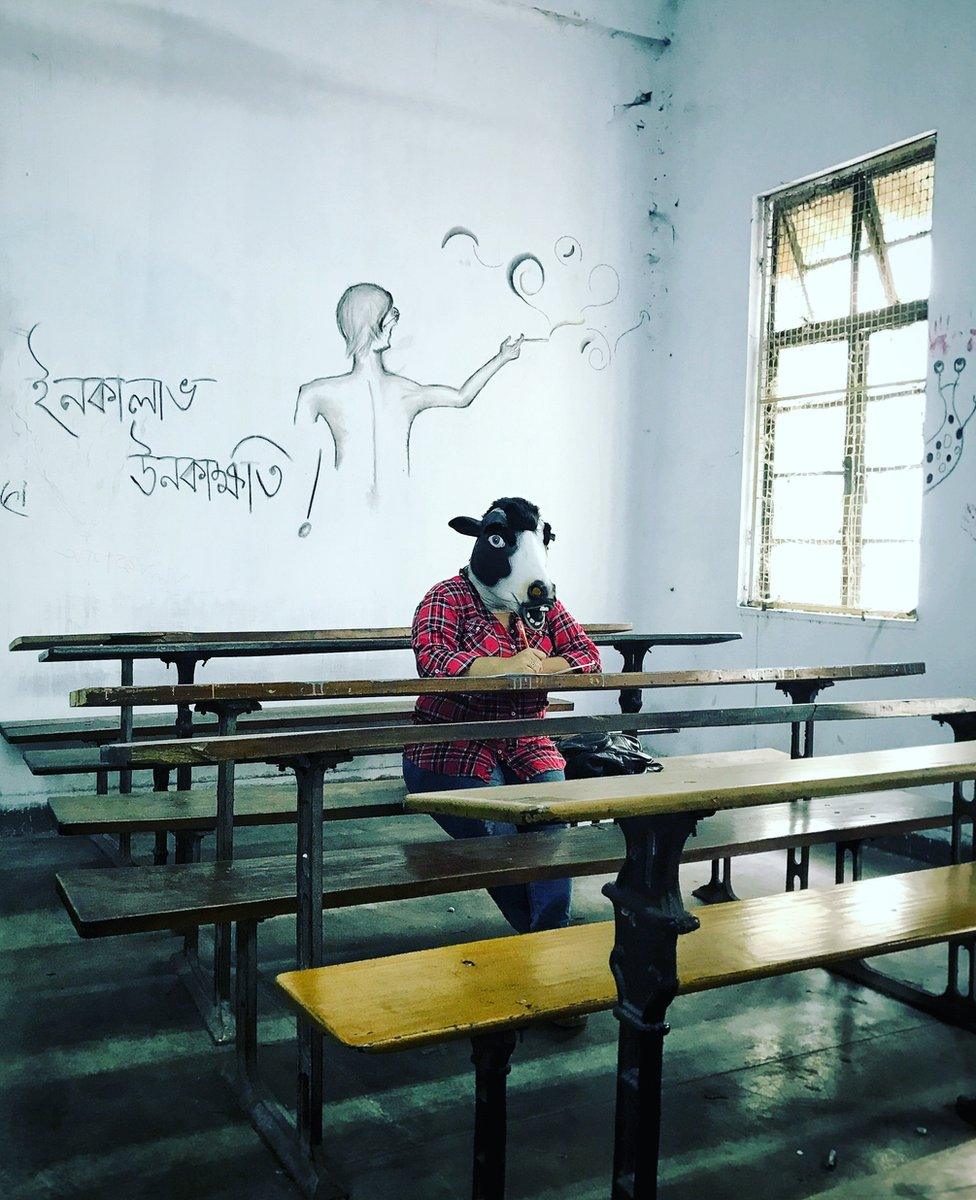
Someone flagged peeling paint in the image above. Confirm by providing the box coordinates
[619,89,654,111]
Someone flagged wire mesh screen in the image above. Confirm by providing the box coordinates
[747,138,935,618]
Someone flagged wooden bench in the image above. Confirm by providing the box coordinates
[69,662,928,896]
[277,864,976,1199]
[12,622,652,793]
[55,784,951,937]
[14,698,577,776]
[45,694,961,849]
[48,778,409,838]
[0,699,494,746]
[67,734,976,1198]
[397,740,976,1200]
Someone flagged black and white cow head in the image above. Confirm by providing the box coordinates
[449,497,556,629]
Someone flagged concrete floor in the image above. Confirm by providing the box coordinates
[2,811,975,1200]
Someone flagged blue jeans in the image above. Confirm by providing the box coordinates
[402,757,572,934]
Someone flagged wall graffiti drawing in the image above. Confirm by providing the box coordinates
[926,321,976,492]
[1,480,27,518]
[293,282,525,528]
[442,227,651,371]
[28,324,215,440]
[128,425,290,512]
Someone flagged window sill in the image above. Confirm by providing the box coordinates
[738,602,918,628]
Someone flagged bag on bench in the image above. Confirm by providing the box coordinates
[558,733,662,779]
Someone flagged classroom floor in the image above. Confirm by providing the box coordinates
[2,808,974,1200]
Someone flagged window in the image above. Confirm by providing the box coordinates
[741,135,935,619]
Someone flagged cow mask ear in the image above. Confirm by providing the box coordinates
[449,516,482,537]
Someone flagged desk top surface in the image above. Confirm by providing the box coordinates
[29,630,742,662]
[404,740,976,824]
[15,622,634,652]
[68,660,924,708]
[99,711,679,767]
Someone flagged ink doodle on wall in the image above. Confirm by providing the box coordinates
[28,325,215,440]
[441,227,650,371]
[926,319,976,492]
[1,480,27,518]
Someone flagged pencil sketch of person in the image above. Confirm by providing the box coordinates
[294,283,525,501]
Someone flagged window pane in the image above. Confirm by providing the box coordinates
[773,274,809,331]
[872,160,934,242]
[783,191,852,268]
[859,542,920,613]
[770,403,845,473]
[857,249,887,311]
[866,323,928,387]
[864,392,925,468]
[771,475,844,541]
[802,258,853,323]
[887,238,932,303]
[767,543,842,608]
[773,342,848,398]
[860,468,923,541]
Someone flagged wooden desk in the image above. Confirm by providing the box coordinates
[69,662,925,709]
[405,740,976,1200]
[9,623,633,650]
[19,627,738,792]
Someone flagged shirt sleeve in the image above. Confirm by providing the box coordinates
[547,602,602,673]
[412,584,481,678]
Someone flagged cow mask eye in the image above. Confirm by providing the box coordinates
[487,533,506,549]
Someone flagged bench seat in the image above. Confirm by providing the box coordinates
[277,861,976,1050]
[22,699,579,775]
[55,788,950,938]
[48,778,408,834]
[2,698,577,748]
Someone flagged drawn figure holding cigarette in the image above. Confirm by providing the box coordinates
[294,283,524,529]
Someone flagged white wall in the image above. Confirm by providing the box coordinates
[0,0,674,804]
[626,0,976,759]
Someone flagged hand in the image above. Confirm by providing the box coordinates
[507,647,547,674]
[498,334,524,363]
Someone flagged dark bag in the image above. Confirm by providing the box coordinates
[557,733,663,780]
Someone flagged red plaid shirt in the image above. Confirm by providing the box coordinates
[404,573,602,781]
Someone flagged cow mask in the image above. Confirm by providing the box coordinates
[449,496,556,629]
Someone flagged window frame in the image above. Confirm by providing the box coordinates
[738,133,936,622]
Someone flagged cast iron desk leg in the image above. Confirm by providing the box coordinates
[695,680,829,906]
[613,640,653,715]
[117,656,134,860]
[603,810,706,1200]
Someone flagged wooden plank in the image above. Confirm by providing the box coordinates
[53,751,783,934]
[98,712,683,769]
[405,740,976,825]
[69,662,928,708]
[275,862,976,1051]
[44,747,774,833]
[48,779,409,834]
[56,825,627,937]
[2,698,573,745]
[97,689,951,771]
[10,623,634,651]
[48,783,948,845]
[38,630,742,663]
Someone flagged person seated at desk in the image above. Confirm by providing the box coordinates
[402,496,601,935]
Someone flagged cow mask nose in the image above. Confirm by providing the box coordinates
[527,579,551,602]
